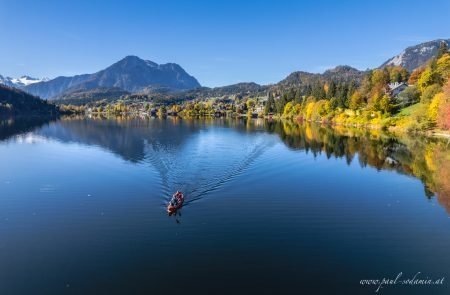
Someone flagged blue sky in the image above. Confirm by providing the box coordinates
[0,0,449,87]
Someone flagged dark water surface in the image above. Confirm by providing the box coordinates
[0,116,449,295]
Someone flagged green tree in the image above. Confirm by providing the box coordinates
[421,84,442,103]
[264,96,276,114]
[294,90,302,104]
[397,86,420,105]
[327,81,336,99]
[311,81,326,100]
[349,91,364,110]
[335,82,349,108]
[437,41,449,59]
[379,94,393,114]
[276,95,288,115]
[287,88,296,101]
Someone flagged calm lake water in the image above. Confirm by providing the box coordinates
[0,116,449,295]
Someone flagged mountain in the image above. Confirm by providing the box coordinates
[4,38,446,106]
[321,66,366,82]
[0,75,14,87]
[11,76,49,87]
[67,67,364,106]
[0,75,48,88]
[52,87,130,105]
[181,82,268,99]
[0,84,59,116]
[277,65,365,88]
[381,39,450,71]
[24,56,201,99]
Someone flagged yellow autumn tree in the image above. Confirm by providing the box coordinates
[428,92,445,122]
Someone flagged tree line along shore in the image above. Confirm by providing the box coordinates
[56,46,450,137]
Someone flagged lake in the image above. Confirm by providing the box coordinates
[0,116,449,295]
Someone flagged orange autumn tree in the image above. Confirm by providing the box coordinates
[437,77,450,130]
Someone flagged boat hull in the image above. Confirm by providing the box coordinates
[167,193,184,213]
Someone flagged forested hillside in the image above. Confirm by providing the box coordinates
[0,85,59,116]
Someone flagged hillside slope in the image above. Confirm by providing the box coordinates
[381,39,450,71]
[0,85,59,116]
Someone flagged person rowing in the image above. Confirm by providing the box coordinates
[168,191,184,213]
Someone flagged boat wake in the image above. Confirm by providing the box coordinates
[144,132,275,209]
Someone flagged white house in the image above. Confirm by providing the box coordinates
[388,82,408,97]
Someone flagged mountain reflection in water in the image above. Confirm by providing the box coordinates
[1,115,450,295]
[1,115,449,213]
[0,117,450,213]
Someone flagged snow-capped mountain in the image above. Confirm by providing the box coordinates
[0,75,14,87]
[0,75,49,88]
[380,39,450,71]
[11,76,49,86]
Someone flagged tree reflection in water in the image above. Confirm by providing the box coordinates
[264,119,450,214]
[1,115,449,213]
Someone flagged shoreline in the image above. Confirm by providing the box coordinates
[63,111,450,141]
